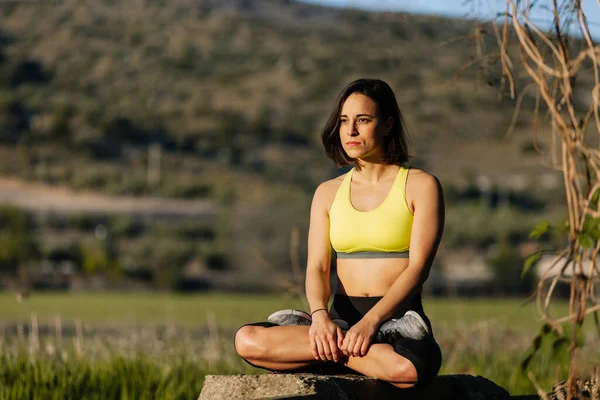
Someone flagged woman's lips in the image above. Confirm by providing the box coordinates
[346,142,361,146]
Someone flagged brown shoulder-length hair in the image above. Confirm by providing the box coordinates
[321,78,412,171]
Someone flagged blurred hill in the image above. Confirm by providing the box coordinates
[0,0,584,291]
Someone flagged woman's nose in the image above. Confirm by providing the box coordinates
[346,121,358,135]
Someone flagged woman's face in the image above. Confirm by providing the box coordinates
[339,93,390,162]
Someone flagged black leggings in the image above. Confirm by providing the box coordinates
[328,294,442,387]
[234,294,442,387]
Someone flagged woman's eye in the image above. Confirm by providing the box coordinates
[358,118,368,123]
[340,119,347,124]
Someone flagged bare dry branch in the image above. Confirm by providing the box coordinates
[509,1,564,78]
[467,1,599,393]
[575,5,600,137]
[505,83,537,139]
[554,302,600,325]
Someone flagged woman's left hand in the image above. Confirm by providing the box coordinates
[340,318,378,357]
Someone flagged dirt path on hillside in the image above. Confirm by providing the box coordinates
[0,177,216,218]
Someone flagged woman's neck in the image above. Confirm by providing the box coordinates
[352,162,399,184]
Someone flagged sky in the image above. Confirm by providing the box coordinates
[300,0,600,39]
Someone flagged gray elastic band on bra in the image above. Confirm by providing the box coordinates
[335,251,409,259]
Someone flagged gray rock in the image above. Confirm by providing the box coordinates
[198,373,511,400]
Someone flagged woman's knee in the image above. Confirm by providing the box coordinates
[234,325,268,361]
[384,358,418,386]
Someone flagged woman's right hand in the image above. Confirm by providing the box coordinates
[309,311,344,362]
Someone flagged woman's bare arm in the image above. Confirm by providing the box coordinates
[305,181,345,362]
[339,171,445,357]
[305,182,333,313]
[364,171,445,325]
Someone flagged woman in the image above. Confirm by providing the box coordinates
[234,78,444,388]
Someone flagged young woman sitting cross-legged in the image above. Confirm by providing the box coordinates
[234,78,444,389]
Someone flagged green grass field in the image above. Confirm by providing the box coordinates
[0,292,598,399]
[0,292,591,333]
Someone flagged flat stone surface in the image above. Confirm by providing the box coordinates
[199,373,511,400]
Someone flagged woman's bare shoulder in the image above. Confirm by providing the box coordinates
[407,167,441,187]
[313,172,348,206]
[406,168,443,206]
[319,171,348,191]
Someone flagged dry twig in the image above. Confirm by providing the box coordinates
[464,0,600,396]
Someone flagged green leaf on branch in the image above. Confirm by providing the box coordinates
[588,217,600,240]
[521,323,552,371]
[529,221,550,239]
[592,188,600,205]
[580,216,600,240]
[522,250,542,279]
[562,323,586,348]
[577,233,595,249]
[582,216,599,234]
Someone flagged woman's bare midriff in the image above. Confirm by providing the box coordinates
[335,258,410,297]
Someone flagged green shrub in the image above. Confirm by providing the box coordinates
[444,203,537,249]
[43,242,82,265]
[0,206,39,273]
[486,239,533,294]
[79,240,109,274]
[0,93,29,143]
[109,215,144,238]
[204,251,228,271]
[151,221,215,241]
[160,181,212,199]
[50,102,75,141]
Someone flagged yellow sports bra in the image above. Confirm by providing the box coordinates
[329,165,413,259]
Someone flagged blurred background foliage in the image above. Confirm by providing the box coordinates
[1,1,599,397]
[0,0,581,293]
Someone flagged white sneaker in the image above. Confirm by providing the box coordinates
[267,309,311,326]
[374,310,429,343]
[267,309,349,330]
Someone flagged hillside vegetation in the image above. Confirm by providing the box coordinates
[0,0,588,290]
